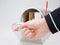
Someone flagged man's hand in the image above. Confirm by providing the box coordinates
[21,18,50,40]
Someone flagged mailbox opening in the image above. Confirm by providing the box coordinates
[21,8,39,22]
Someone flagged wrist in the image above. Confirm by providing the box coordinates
[42,17,51,33]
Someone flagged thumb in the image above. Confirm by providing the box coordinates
[20,22,28,28]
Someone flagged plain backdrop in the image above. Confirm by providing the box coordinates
[0,0,60,45]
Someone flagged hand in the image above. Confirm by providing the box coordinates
[21,18,50,40]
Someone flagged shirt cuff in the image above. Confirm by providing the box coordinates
[45,14,58,34]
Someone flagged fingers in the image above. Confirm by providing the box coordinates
[22,28,36,40]
[22,28,31,35]
[25,32,36,40]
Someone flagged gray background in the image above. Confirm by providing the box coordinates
[0,0,60,45]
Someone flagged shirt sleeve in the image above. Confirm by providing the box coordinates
[45,7,60,34]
